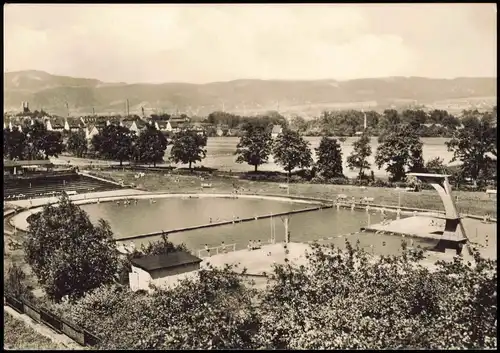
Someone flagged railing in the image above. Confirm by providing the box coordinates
[4,294,100,347]
[197,243,237,258]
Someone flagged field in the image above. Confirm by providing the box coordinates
[4,312,64,350]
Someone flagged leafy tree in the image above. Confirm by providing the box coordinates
[3,128,26,160]
[235,123,273,172]
[346,132,372,179]
[315,137,344,179]
[170,129,208,171]
[136,124,168,167]
[375,125,424,182]
[92,124,136,166]
[446,111,497,186]
[425,157,448,174]
[4,264,34,301]
[289,116,308,133]
[138,233,188,257]
[273,129,313,177]
[24,194,119,302]
[66,129,88,157]
[441,114,461,130]
[401,109,428,128]
[40,131,64,159]
[16,120,64,159]
[428,109,449,124]
[379,109,401,129]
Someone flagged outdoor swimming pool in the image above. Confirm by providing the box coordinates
[80,196,436,256]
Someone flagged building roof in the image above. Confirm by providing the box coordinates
[130,251,202,272]
[48,117,65,128]
[4,159,54,168]
[66,119,82,128]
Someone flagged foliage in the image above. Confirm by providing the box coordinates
[54,265,259,350]
[4,312,64,350]
[66,129,88,157]
[346,132,372,179]
[4,264,35,301]
[289,116,308,133]
[92,124,136,166]
[375,125,424,182]
[4,121,63,160]
[24,194,119,302]
[235,123,273,172]
[446,111,497,186]
[53,242,496,350]
[315,137,344,179]
[3,128,27,160]
[135,124,168,167]
[425,157,448,174]
[273,129,313,177]
[254,242,496,349]
[170,129,208,171]
[24,120,64,159]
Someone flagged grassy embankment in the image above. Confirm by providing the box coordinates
[93,169,496,217]
[4,312,64,350]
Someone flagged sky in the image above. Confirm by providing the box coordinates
[3,3,497,84]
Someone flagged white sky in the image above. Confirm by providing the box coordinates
[3,3,497,83]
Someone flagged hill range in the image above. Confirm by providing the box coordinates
[3,70,497,118]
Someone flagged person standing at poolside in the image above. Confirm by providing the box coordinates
[205,244,210,256]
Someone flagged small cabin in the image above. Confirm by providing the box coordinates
[129,251,202,292]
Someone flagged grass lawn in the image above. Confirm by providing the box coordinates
[4,312,64,350]
[91,169,496,216]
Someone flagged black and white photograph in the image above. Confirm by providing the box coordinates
[3,3,497,350]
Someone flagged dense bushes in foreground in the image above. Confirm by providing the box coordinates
[51,242,497,350]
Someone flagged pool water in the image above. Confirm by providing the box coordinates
[81,197,436,256]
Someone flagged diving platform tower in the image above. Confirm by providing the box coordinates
[407,173,468,253]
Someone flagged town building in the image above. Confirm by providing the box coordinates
[45,117,65,132]
[64,118,82,132]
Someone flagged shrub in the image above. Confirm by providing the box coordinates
[289,175,305,184]
[369,179,393,188]
[4,264,35,302]
[327,177,351,185]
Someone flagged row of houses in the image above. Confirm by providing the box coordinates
[4,114,210,140]
[5,111,283,140]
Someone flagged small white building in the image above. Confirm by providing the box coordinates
[128,251,202,292]
[154,120,172,133]
[85,125,100,141]
[271,124,283,138]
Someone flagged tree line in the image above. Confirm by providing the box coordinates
[4,108,496,186]
[3,121,64,160]
[234,108,496,186]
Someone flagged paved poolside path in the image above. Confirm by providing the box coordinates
[7,189,149,209]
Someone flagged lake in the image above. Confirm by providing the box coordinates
[166,137,454,178]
